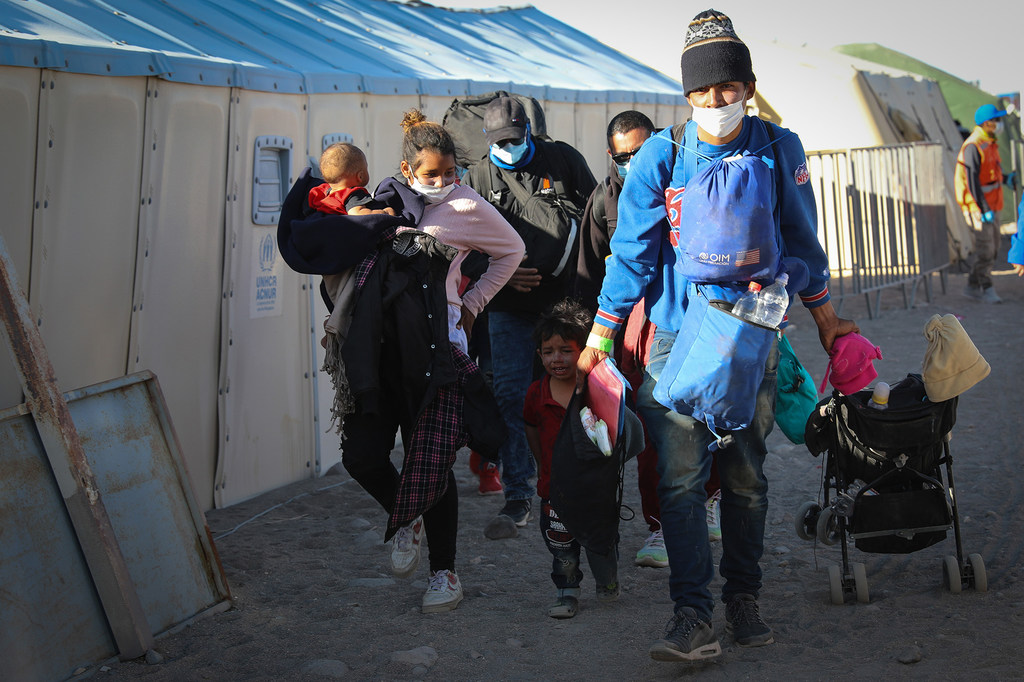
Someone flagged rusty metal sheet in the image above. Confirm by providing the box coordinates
[0,371,231,680]
[0,405,118,681]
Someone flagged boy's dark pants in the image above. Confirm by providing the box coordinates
[539,499,618,591]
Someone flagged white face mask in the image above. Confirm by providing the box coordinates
[409,178,458,204]
[689,93,747,138]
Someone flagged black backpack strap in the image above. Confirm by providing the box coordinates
[484,160,507,205]
[671,122,687,145]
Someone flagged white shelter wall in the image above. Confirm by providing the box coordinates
[29,72,145,393]
[542,101,578,150]
[630,102,660,130]
[364,94,421,182]
[127,80,231,509]
[216,90,313,508]
[0,66,39,410]
[417,96,456,133]
[304,93,367,170]
[575,102,611,180]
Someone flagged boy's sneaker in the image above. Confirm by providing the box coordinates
[649,607,722,661]
[422,569,463,613]
[499,498,531,527]
[706,490,722,542]
[725,594,774,647]
[477,462,503,496]
[547,593,579,619]
[635,530,669,567]
[391,516,424,579]
[596,582,620,602]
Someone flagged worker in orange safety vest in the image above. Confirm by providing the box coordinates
[955,103,1017,303]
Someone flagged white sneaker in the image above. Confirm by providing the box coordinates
[422,569,463,613]
[635,530,669,568]
[391,516,424,579]
[706,490,722,542]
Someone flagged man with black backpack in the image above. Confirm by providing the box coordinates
[576,8,858,664]
[463,96,596,533]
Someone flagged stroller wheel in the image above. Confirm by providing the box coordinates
[852,562,870,603]
[943,555,962,593]
[827,565,844,605]
[794,501,821,541]
[969,553,987,592]
[816,507,841,546]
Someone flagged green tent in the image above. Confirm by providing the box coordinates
[836,43,1021,223]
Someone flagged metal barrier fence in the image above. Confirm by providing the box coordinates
[806,142,950,318]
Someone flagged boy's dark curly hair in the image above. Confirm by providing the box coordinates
[532,298,593,349]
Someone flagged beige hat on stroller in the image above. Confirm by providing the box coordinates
[922,314,990,402]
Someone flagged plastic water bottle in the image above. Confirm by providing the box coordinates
[731,281,762,321]
[868,381,890,410]
[752,273,790,328]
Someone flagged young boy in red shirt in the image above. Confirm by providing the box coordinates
[523,299,619,619]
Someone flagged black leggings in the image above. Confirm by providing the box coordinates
[342,411,458,573]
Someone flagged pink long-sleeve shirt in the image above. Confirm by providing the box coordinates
[418,183,525,317]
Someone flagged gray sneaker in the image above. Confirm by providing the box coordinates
[548,589,580,619]
[725,594,774,647]
[980,287,1002,304]
[963,283,983,300]
[499,498,531,527]
[649,607,722,661]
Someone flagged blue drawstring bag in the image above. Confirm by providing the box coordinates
[672,120,782,283]
[653,282,778,448]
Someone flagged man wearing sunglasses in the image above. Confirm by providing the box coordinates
[576,8,857,663]
[574,110,655,309]
[463,96,596,534]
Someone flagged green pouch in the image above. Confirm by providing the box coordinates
[775,334,818,444]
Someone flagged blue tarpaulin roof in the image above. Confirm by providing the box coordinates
[0,0,686,103]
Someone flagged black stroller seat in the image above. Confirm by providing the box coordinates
[797,373,985,604]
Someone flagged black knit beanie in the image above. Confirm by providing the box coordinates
[680,9,755,96]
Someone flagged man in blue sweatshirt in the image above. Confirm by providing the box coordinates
[576,8,858,662]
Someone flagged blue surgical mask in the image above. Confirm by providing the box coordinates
[490,138,529,165]
[614,160,630,179]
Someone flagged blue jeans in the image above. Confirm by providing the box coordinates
[637,328,777,621]
[487,311,537,501]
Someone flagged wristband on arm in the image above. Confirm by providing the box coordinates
[586,332,614,353]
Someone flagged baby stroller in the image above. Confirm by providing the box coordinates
[795,373,986,604]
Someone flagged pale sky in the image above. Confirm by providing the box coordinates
[433,0,1021,100]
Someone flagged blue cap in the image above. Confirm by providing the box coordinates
[975,103,1008,125]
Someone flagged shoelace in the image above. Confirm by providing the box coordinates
[427,571,451,592]
[646,531,665,549]
[706,492,721,524]
[394,525,413,551]
[729,599,763,626]
[666,612,699,639]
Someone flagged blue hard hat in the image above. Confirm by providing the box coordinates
[975,103,1008,125]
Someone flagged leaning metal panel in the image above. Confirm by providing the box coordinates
[0,371,230,681]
